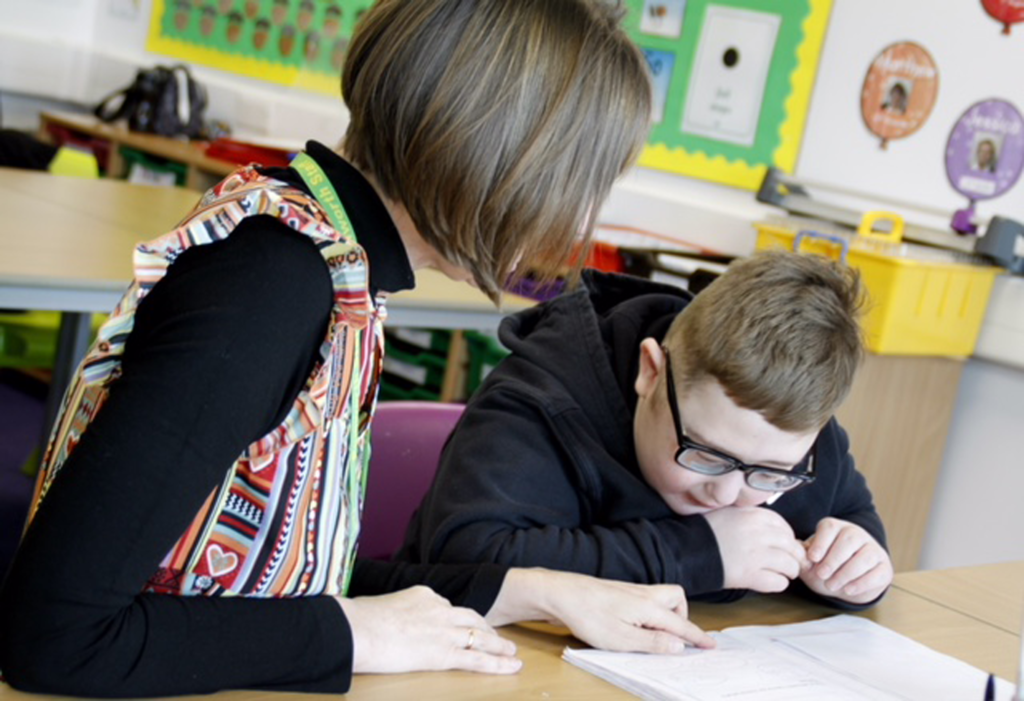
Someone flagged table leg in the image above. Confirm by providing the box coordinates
[38,312,92,452]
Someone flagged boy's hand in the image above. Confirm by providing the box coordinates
[800,517,893,605]
[704,507,810,593]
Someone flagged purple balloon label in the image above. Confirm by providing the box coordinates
[945,99,1024,201]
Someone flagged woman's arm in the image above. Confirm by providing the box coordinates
[0,222,353,697]
[348,562,714,665]
[487,568,715,652]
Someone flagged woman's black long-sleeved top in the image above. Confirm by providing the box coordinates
[0,144,508,697]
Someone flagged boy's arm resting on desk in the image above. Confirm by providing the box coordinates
[400,385,727,597]
[0,226,358,696]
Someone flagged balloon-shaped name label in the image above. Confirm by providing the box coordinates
[945,99,1024,233]
[982,0,1024,35]
[860,42,939,149]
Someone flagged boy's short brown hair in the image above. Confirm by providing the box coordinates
[341,0,652,301]
[664,251,866,432]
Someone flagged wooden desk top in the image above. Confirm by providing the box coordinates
[0,167,201,289]
[0,168,530,324]
[894,560,1024,635]
[687,586,1021,684]
[0,565,1020,700]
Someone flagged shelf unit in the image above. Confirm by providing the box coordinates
[38,111,235,191]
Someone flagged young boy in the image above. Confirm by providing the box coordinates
[399,251,894,608]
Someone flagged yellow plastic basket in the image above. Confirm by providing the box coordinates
[755,212,1003,356]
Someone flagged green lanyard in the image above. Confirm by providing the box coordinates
[291,151,359,244]
[290,151,366,514]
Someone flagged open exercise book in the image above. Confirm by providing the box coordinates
[563,615,1015,701]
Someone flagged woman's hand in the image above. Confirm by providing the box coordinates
[337,586,521,675]
[486,569,716,654]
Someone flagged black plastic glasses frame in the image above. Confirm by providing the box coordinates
[663,351,817,492]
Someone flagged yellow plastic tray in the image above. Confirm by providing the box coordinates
[755,212,1003,356]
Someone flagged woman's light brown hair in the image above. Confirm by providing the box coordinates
[664,251,866,432]
[341,0,652,302]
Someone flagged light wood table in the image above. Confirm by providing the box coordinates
[0,167,528,325]
[0,167,529,439]
[0,167,202,311]
[687,585,1021,685]
[894,560,1024,635]
[0,169,206,441]
[0,564,1019,700]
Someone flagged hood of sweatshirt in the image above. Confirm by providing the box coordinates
[496,270,692,471]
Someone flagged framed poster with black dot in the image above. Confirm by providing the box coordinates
[625,0,832,190]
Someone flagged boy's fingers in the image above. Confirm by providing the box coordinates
[813,527,863,579]
[767,544,805,580]
[828,547,886,593]
[822,545,870,590]
[841,562,891,599]
[806,519,841,563]
[753,570,792,593]
[787,539,813,571]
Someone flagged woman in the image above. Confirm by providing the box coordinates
[0,1,712,696]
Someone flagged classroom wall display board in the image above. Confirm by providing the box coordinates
[147,0,374,96]
[626,0,832,190]
[859,42,939,150]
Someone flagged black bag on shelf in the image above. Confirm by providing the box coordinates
[94,64,208,139]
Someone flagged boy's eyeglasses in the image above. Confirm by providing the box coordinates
[663,350,817,493]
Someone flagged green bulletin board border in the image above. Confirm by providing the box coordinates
[626,0,832,190]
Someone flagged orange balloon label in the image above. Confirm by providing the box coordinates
[860,42,940,148]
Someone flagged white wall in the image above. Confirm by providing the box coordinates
[5,1,1023,226]
[0,0,99,44]
[0,0,100,111]
[601,0,1024,256]
[798,0,1024,226]
[921,358,1024,569]
[0,0,346,144]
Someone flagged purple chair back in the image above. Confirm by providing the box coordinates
[360,401,465,560]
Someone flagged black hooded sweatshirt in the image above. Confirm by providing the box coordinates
[399,270,886,607]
